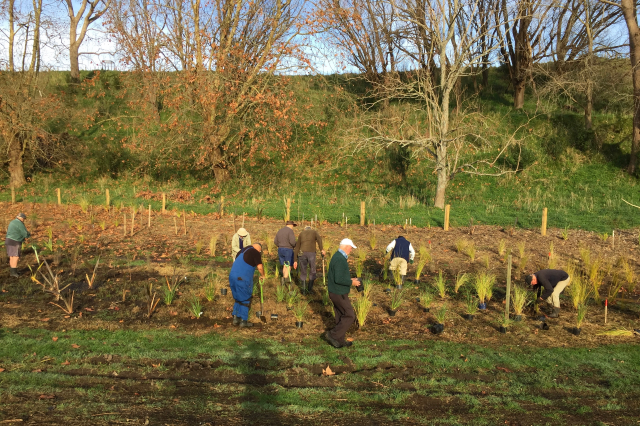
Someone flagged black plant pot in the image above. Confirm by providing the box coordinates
[388,309,397,317]
[431,323,444,334]
[255,311,262,318]
[384,288,391,293]
[571,327,581,336]
[295,321,304,328]
[464,314,474,321]
[513,315,522,322]
[373,303,378,307]
[287,306,292,311]
[541,322,550,331]
[478,302,487,310]
[423,308,430,313]
[270,314,278,320]
[395,285,403,290]
[416,297,420,302]
[499,326,507,333]
[221,288,228,296]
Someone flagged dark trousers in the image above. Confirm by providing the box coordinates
[329,293,355,344]
[299,252,317,281]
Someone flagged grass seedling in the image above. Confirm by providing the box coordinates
[383,256,390,281]
[418,290,434,311]
[392,266,402,287]
[432,271,447,299]
[620,257,636,293]
[266,237,275,255]
[145,283,161,318]
[369,232,377,250]
[561,227,569,240]
[512,285,528,316]
[195,240,204,256]
[188,296,203,319]
[85,256,100,289]
[275,283,287,303]
[209,234,219,256]
[292,300,308,322]
[600,232,609,242]
[497,316,513,328]
[263,261,270,279]
[353,292,373,327]
[286,289,300,309]
[579,247,591,271]
[588,257,603,302]
[464,293,478,316]
[434,304,448,324]
[597,328,635,337]
[465,241,476,262]
[79,195,89,213]
[163,271,184,305]
[608,273,625,302]
[474,272,495,304]
[389,288,405,311]
[568,274,590,309]
[498,239,506,257]
[455,239,468,254]
[50,290,74,314]
[454,272,469,293]
[518,255,529,274]
[355,249,367,277]
[517,241,526,258]
[576,304,587,329]
[415,253,429,282]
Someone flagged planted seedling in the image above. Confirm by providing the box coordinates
[391,265,402,288]
[474,272,495,309]
[463,292,478,320]
[432,271,447,298]
[354,292,373,327]
[50,290,74,314]
[512,284,528,321]
[163,271,184,306]
[497,239,506,257]
[431,304,447,334]
[369,232,377,250]
[418,290,434,312]
[85,256,100,289]
[275,283,287,303]
[465,241,476,262]
[204,274,218,302]
[455,239,468,254]
[388,287,405,315]
[293,300,308,327]
[145,283,161,318]
[209,234,219,256]
[286,288,300,310]
[454,272,469,293]
[415,246,430,282]
[188,296,203,319]
[497,316,513,334]
[573,303,587,335]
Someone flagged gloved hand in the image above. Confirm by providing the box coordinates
[409,259,414,264]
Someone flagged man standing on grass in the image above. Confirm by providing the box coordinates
[274,220,297,285]
[231,227,251,259]
[293,226,325,294]
[229,243,265,328]
[526,269,571,318]
[385,235,415,286]
[325,238,361,348]
[5,213,30,278]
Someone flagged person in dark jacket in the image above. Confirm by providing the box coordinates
[385,236,415,285]
[5,213,30,277]
[324,238,361,348]
[274,220,297,284]
[229,243,265,327]
[525,269,571,318]
[293,226,325,294]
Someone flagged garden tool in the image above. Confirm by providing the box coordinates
[322,254,326,287]
[258,277,267,323]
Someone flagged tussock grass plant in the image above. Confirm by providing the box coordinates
[79,195,90,213]
[415,251,429,282]
[620,257,636,293]
[419,245,431,263]
[195,240,204,255]
[369,232,377,250]
[497,316,513,328]
[432,271,447,298]
[608,273,625,301]
[188,296,203,319]
[163,274,183,306]
[588,257,603,302]
[263,261,270,279]
[419,290,434,311]
[474,272,495,304]
[391,265,402,286]
[498,239,506,257]
[576,304,587,328]
[454,272,469,293]
[355,249,366,277]
[512,285,529,316]
[286,289,300,309]
[434,304,448,324]
[389,288,405,311]
[353,292,373,327]
[266,237,275,256]
[209,234,219,256]
[204,276,217,302]
[579,247,591,271]
[465,241,476,262]
[275,283,287,303]
[518,255,529,274]
[548,252,557,269]
[561,227,569,240]
[292,300,308,322]
[464,293,478,315]
[85,256,100,289]
[517,241,526,258]
[455,239,468,254]
[568,274,590,309]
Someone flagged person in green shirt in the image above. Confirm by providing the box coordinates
[5,213,30,277]
[324,238,361,348]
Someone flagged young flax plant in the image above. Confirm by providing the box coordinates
[454,272,469,293]
[389,288,405,311]
[353,292,373,327]
[188,296,203,319]
[432,271,447,298]
[415,246,430,282]
[419,290,434,312]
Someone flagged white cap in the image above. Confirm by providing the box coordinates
[237,228,248,237]
[339,238,357,249]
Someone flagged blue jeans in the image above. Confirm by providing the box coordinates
[278,248,294,266]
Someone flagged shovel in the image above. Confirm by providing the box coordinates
[258,277,267,323]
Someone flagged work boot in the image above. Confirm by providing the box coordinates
[307,279,315,294]
[232,315,241,326]
[401,275,406,285]
[10,268,19,278]
[548,307,560,318]
[301,280,308,295]
[324,331,342,348]
[280,277,285,286]
[239,320,254,328]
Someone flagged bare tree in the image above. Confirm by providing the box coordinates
[346,0,519,208]
[62,0,112,81]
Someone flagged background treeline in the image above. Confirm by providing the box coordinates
[1,0,640,231]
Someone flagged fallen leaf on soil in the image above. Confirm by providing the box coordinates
[71,344,80,349]
[61,360,70,365]
[112,371,119,377]
[41,318,50,322]
[52,337,58,342]
[346,338,354,342]
[323,365,335,376]
[496,367,512,373]
[170,311,178,316]
[152,363,161,368]
[64,315,70,318]
[32,369,42,373]
[169,325,176,329]
[213,323,221,328]
[85,308,94,312]
[0,368,5,373]
[39,394,55,399]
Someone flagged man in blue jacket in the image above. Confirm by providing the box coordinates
[5,213,30,277]
[229,243,265,327]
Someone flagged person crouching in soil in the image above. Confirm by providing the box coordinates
[231,227,251,260]
[525,269,571,318]
[229,243,265,327]
[385,235,415,286]
[5,213,30,278]
[324,238,361,348]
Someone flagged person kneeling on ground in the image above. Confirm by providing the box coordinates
[293,226,325,294]
[525,269,571,318]
[231,227,251,260]
[325,239,361,348]
[274,220,297,285]
[229,243,265,327]
[385,235,415,286]
[5,213,30,278]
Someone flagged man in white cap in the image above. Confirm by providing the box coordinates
[325,238,361,348]
[5,213,30,277]
[231,228,252,259]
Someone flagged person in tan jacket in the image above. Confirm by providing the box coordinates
[294,226,325,294]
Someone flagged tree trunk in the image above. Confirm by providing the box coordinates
[514,80,526,109]
[8,0,15,71]
[30,0,42,74]
[585,80,593,130]
[70,42,80,81]
[621,0,640,174]
[434,144,448,209]
[8,138,26,188]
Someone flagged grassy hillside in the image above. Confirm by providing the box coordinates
[1,69,638,233]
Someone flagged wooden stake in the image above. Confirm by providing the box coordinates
[174,217,177,235]
[106,189,110,207]
[604,299,608,324]
[183,213,186,235]
[131,211,135,236]
[10,186,15,204]
[162,193,166,213]
[148,205,151,227]
[505,255,512,320]
[360,201,365,226]
[56,188,61,205]
[286,198,291,222]
[242,212,245,228]
[444,204,451,231]
[220,196,225,217]
[612,230,615,250]
[123,214,127,236]
[541,207,548,236]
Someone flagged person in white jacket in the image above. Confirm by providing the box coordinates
[385,236,415,285]
[231,228,251,259]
